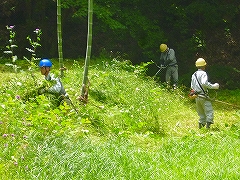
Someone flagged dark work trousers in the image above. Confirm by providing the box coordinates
[165,65,178,87]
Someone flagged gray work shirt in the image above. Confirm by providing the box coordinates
[191,69,217,95]
[160,48,177,66]
[45,73,66,95]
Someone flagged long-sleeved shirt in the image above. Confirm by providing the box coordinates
[191,69,218,95]
[160,48,177,66]
[45,73,66,95]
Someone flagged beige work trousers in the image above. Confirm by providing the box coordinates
[195,97,214,125]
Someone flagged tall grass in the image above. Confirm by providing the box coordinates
[1,134,240,180]
[1,58,240,179]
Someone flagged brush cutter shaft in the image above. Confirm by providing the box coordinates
[151,60,166,77]
[63,95,78,113]
[154,67,165,76]
[213,99,240,108]
[198,94,239,108]
[69,99,78,113]
[151,60,161,68]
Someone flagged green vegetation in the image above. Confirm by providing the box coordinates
[1,59,240,179]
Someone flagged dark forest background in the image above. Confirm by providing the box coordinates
[0,0,240,88]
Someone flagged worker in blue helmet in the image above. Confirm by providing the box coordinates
[38,58,70,106]
[39,58,52,68]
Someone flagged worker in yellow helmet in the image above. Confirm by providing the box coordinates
[159,44,178,89]
[191,58,219,129]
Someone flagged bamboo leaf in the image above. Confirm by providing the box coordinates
[4,51,12,54]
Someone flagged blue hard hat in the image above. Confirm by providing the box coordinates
[39,59,52,67]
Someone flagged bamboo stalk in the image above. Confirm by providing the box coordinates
[57,0,64,77]
[80,0,93,102]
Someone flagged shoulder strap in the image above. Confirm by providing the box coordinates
[194,72,206,95]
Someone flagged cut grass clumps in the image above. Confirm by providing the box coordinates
[87,60,194,136]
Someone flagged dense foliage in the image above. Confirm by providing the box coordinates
[0,1,239,61]
[0,0,240,88]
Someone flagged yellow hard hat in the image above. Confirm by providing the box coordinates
[195,58,207,67]
[160,44,168,52]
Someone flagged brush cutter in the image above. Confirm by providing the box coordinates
[68,97,78,114]
[198,94,240,108]
[151,60,167,77]
[61,94,78,114]
[154,66,166,76]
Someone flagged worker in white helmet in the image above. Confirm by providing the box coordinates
[159,44,178,89]
[191,58,219,129]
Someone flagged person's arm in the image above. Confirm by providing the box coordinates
[191,72,203,93]
[159,53,164,66]
[201,73,219,90]
[164,49,176,66]
[190,75,194,89]
[46,74,62,94]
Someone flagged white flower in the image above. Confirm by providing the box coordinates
[12,55,17,62]
[16,82,22,86]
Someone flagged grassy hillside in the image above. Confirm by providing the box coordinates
[1,58,240,179]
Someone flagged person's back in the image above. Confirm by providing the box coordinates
[191,58,219,129]
[44,72,66,95]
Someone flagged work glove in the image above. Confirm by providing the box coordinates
[212,83,219,89]
[38,88,46,95]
